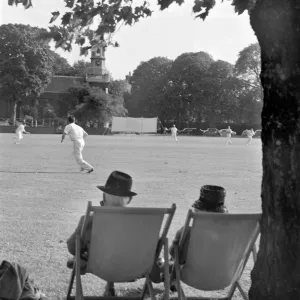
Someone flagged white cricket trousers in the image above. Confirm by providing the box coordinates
[73,139,93,170]
[172,133,178,142]
[13,132,23,143]
[226,136,232,145]
[246,136,253,145]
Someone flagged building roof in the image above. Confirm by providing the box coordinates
[44,76,85,93]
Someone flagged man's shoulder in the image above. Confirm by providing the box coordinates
[74,123,84,130]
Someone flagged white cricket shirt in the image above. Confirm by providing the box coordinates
[16,124,25,134]
[247,130,255,137]
[171,127,177,135]
[64,123,87,141]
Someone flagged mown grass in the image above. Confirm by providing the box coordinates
[0,133,262,299]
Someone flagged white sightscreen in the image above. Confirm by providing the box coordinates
[111,117,157,133]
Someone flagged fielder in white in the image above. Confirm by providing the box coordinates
[219,126,236,145]
[61,116,94,173]
[170,124,178,142]
[242,128,255,145]
[13,121,30,144]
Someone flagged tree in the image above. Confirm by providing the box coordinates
[70,84,127,126]
[237,89,262,124]
[43,102,56,119]
[108,79,131,98]
[69,60,92,77]
[128,57,173,117]
[49,50,73,76]
[197,60,245,125]
[163,51,214,124]
[235,43,263,107]
[57,83,90,117]
[235,43,261,90]
[49,54,92,77]
[10,1,300,299]
[127,53,243,125]
[0,24,53,124]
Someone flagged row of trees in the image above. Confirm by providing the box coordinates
[126,43,262,127]
[0,23,261,128]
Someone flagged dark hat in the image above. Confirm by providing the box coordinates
[97,171,137,197]
[192,185,227,213]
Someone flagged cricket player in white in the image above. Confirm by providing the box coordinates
[13,121,30,144]
[244,128,255,145]
[61,116,94,173]
[223,126,235,145]
[170,124,178,142]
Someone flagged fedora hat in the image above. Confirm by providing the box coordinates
[192,185,228,212]
[97,171,137,197]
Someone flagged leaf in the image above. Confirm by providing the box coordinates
[61,12,72,26]
[22,0,33,9]
[76,36,86,46]
[50,11,60,23]
[232,0,256,14]
[158,0,184,10]
[143,7,152,17]
[193,0,203,12]
[64,0,76,8]
[80,46,91,56]
[193,0,216,20]
[195,11,208,20]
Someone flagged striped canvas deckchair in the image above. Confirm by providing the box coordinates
[170,210,261,300]
[66,201,176,300]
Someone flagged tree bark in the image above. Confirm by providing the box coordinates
[11,99,17,126]
[249,1,300,299]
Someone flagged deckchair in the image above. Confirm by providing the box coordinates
[66,201,176,300]
[170,210,261,300]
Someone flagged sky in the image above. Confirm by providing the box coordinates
[0,0,258,80]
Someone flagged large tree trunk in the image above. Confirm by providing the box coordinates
[249,1,300,299]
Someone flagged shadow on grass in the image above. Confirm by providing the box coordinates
[119,286,164,298]
[0,171,81,174]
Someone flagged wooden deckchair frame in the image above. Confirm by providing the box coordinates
[170,210,260,300]
[66,201,176,300]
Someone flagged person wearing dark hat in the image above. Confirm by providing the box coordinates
[66,170,137,296]
[150,185,228,287]
[169,185,228,264]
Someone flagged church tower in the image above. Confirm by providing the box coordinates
[86,36,110,93]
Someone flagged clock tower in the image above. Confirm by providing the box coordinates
[86,36,110,92]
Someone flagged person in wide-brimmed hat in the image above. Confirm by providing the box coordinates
[66,171,137,296]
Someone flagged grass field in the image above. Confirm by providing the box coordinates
[0,133,262,300]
